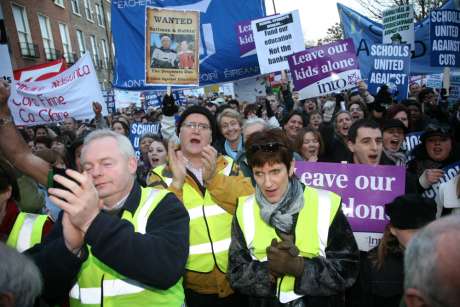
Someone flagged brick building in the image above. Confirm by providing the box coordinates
[0,0,113,90]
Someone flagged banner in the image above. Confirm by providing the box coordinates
[8,54,106,126]
[236,19,256,57]
[114,89,141,109]
[13,59,66,82]
[288,38,361,99]
[423,161,460,200]
[368,44,411,101]
[430,9,460,67]
[449,72,460,102]
[112,0,266,89]
[252,10,304,74]
[295,161,406,251]
[337,0,460,80]
[129,122,161,159]
[0,44,13,83]
[426,73,443,88]
[145,8,200,86]
[382,4,415,50]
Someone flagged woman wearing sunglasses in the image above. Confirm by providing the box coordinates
[227,129,359,307]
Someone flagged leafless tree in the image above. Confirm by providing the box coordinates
[317,22,344,46]
[355,0,445,21]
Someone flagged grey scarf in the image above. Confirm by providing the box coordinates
[383,148,407,166]
[256,177,304,233]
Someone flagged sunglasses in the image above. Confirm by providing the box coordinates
[249,142,286,154]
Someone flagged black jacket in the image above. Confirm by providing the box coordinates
[27,181,190,305]
[227,204,360,307]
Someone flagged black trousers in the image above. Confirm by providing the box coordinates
[185,289,248,307]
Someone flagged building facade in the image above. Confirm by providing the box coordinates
[0,0,113,90]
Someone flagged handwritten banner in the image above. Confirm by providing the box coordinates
[295,161,406,251]
[8,54,106,126]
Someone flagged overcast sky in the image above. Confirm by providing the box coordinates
[263,0,369,43]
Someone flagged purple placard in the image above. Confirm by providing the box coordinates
[235,20,255,56]
[288,38,361,99]
[295,161,405,233]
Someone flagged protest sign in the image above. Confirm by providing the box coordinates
[382,4,414,50]
[0,44,13,83]
[426,73,443,89]
[145,7,200,86]
[236,20,256,57]
[337,1,460,80]
[430,9,460,67]
[112,0,265,88]
[142,91,162,109]
[252,10,304,74]
[422,161,460,200]
[368,44,411,101]
[114,89,141,109]
[288,38,361,99]
[129,122,161,159]
[233,75,267,103]
[7,54,106,126]
[449,73,460,103]
[103,91,116,114]
[295,161,406,251]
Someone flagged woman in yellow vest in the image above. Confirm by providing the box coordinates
[228,129,360,307]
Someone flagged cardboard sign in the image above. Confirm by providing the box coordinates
[368,44,411,101]
[8,54,106,126]
[382,4,415,50]
[288,38,361,99]
[430,9,460,67]
[251,10,304,74]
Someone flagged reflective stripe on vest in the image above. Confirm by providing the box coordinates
[154,155,234,273]
[236,187,340,303]
[69,187,185,307]
[6,213,48,252]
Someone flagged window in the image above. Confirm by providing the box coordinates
[89,35,99,67]
[101,39,109,68]
[38,14,57,60]
[83,0,93,22]
[54,0,65,8]
[12,4,36,57]
[95,4,104,27]
[59,23,74,63]
[71,0,81,15]
[76,30,86,56]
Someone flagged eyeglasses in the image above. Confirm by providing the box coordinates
[221,121,240,130]
[182,121,211,131]
[249,142,286,153]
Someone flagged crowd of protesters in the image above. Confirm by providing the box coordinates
[0,77,460,307]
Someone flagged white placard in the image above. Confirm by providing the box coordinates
[251,10,305,74]
[8,54,106,126]
[114,89,141,109]
[383,4,415,51]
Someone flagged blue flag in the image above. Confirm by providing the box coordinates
[112,0,266,89]
[338,1,460,79]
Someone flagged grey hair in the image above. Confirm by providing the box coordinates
[217,108,244,128]
[81,129,136,163]
[0,242,43,306]
[404,215,460,307]
[242,117,268,135]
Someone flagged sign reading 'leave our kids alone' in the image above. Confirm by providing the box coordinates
[288,38,361,99]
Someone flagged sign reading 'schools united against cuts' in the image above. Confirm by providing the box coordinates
[129,123,161,159]
[382,4,415,51]
[295,162,406,251]
[146,7,200,86]
[251,11,304,74]
[430,10,460,67]
[368,44,411,101]
[288,38,361,99]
